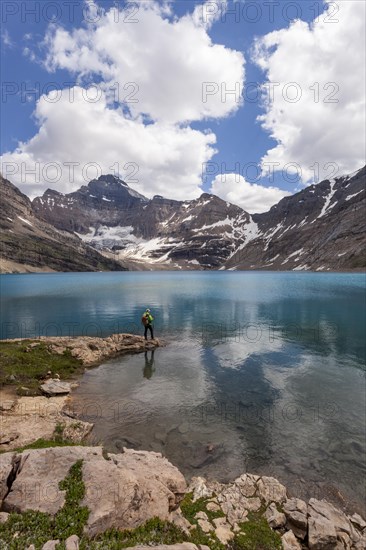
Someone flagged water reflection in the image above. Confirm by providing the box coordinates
[143,350,156,380]
[1,272,365,514]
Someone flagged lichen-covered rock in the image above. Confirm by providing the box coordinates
[187,476,213,502]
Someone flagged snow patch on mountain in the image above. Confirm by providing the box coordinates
[345,190,363,201]
[318,179,337,218]
[17,216,33,227]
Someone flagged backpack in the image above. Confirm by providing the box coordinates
[141,314,149,326]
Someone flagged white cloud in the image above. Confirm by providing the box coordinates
[210,173,290,213]
[1,87,217,200]
[1,0,246,201]
[43,0,244,124]
[1,29,13,48]
[252,0,366,183]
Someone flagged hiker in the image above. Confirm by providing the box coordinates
[141,308,154,340]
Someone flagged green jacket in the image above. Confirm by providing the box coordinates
[144,312,154,325]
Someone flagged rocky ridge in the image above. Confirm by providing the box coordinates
[226,166,366,271]
[0,175,125,273]
[30,168,366,271]
[0,446,365,549]
[32,175,252,269]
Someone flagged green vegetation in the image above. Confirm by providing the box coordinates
[180,492,225,523]
[78,518,189,549]
[0,460,89,549]
[0,340,83,395]
[231,513,282,550]
[0,454,283,549]
[4,438,79,454]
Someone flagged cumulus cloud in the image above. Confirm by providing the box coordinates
[210,173,290,213]
[1,87,217,200]
[252,0,366,183]
[44,0,244,124]
[1,0,245,200]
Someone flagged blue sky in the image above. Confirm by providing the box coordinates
[1,1,365,212]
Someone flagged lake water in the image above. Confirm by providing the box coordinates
[1,272,365,513]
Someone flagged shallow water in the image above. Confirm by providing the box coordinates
[1,271,365,513]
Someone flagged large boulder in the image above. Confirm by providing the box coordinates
[307,498,360,550]
[2,446,186,537]
[82,448,187,536]
[3,446,103,515]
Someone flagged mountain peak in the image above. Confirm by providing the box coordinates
[95,174,127,186]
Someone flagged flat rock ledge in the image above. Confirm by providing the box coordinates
[0,447,365,550]
[5,333,163,367]
[0,394,94,451]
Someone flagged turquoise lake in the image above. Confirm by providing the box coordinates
[1,272,365,513]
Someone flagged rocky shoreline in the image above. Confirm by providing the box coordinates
[0,445,365,549]
[4,333,162,368]
[0,333,162,450]
[1,336,365,549]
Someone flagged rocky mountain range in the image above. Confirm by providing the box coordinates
[1,167,365,272]
[0,175,124,273]
[227,165,366,271]
[32,174,254,269]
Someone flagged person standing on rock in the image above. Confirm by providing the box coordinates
[142,308,154,340]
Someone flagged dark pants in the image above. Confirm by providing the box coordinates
[144,324,154,340]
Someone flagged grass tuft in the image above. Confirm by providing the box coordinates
[0,340,83,395]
